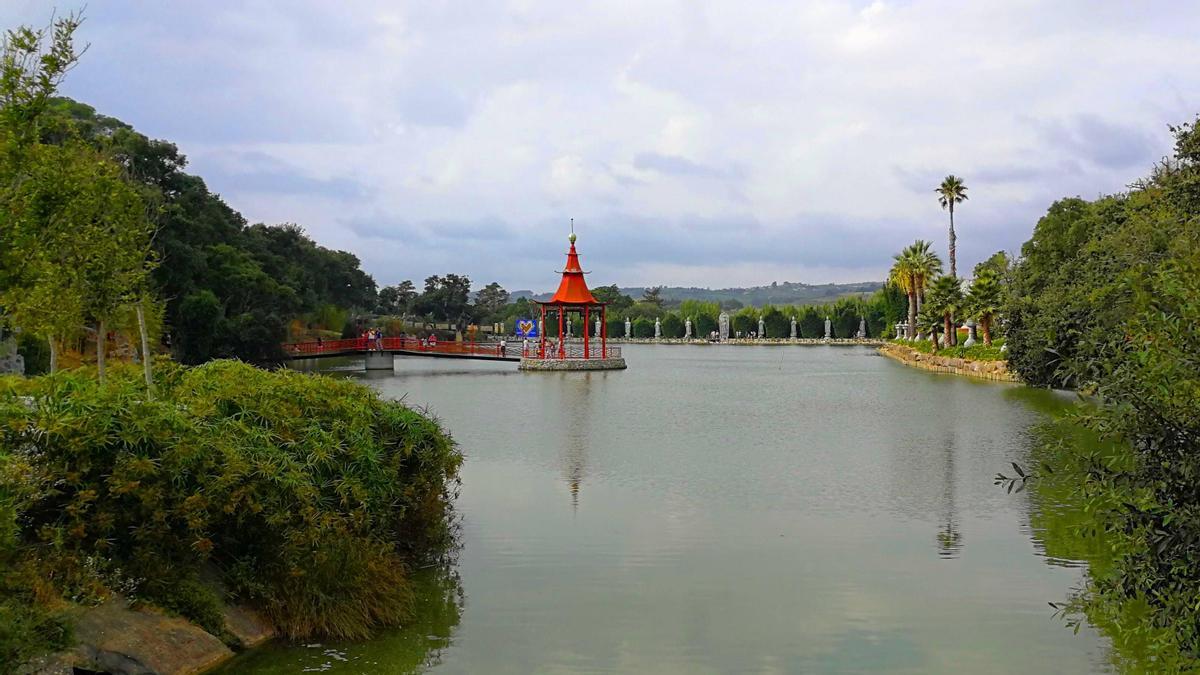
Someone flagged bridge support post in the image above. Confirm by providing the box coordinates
[364,351,394,371]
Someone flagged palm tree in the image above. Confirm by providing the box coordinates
[935,175,968,279]
[966,269,1002,346]
[927,275,963,348]
[889,247,918,338]
[916,305,942,352]
[908,240,942,315]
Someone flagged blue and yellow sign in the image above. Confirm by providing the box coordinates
[515,318,539,338]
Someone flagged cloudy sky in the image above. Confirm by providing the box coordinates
[5,1,1198,291]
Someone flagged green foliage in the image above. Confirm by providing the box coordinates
[473,282,509,317]
[632,317,653,338]
[1002,114,1200,669]
[661,313,683,338]
[896,337,1006,362]
[15,333,47,376]
[592,285,634,314]
[0,360,462,646]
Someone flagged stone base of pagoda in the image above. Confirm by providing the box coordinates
[518,357,627,371]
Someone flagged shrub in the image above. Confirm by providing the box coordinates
[0,360,462,647]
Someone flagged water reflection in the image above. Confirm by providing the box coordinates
[936,429,963,559]
[557,374,594,513]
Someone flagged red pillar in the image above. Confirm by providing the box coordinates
[539,304,546,359]
[557,306,564,359]
[601,305,607,358]
[583,305,590,359]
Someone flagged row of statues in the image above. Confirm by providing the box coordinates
[538,314,868,341]
[613,314,865,340]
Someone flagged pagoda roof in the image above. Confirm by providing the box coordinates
[540,233,601,305]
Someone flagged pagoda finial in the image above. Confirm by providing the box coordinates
[569,218,576,244]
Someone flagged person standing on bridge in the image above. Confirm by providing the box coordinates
[374,329,383,351]
[499,338,507,357]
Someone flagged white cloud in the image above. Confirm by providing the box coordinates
[4,0,1198,290]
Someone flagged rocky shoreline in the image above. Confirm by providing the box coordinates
[20,597,275,675]
[877,342,1019,383]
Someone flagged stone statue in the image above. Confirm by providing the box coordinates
[595,317,601,338]
[964,319,977,347]
[654,318,661,339]
[824,316,832,340]
[718,312,730,341]
[790,316,797,339]
[857,318,866,339]
[625,317,631,339]
[566,318,572,337]
[758,317,765,339]
[684,317,692,340]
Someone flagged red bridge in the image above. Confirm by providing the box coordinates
[283,336,621,363]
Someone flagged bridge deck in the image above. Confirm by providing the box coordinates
[283,337,621,363]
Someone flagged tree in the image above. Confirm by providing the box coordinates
[474,282,509,317]
[973,250,1010,282]
[936,175,968,278]
[0,12,84,149]
[661,313,683,338]
[641,286,664,308]
[889,250,917,338]
[376,280,416,316]
[916,305,942,352]
[926,275,963,348]
[966,269,1002,346]
[910,240,942,315]
[415,274,472,326]
[592,284,634,313]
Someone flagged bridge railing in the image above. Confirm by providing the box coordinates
[287,338,368,355]
[532,342,622,360]
[284,337,621,360]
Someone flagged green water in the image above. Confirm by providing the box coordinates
[224,345,1113,673]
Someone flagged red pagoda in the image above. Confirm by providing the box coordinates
[530,230,622,368]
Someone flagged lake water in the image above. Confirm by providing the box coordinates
[224,344,1113,674]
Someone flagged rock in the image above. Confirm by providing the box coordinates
[67,599,233,674]
[223,604,276,649]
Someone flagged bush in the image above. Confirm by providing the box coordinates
[632,317,653,338]
[0,360,462,648]
[895,338,1006,361]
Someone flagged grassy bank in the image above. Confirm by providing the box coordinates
[891,337,1006,362]
[0,360,462,670]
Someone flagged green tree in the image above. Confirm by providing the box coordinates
[632,317,653,338]
[761,305,789,338]
[641,286,663,308]
[966,269,1002,345]
[926,275,963,348]
[592,284,634,313]
[936,175,968,278]
[474,281,509,317]
[889,245,918,337]
[661,313,683,338]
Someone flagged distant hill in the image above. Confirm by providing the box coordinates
[511,281,883,307]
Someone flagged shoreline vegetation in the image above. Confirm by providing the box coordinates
[0,362,462,673]
[877,342,1017,383]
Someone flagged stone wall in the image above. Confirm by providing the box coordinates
[519,357,627,371]
[877,343,1019,383]
[0,337,24,375]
